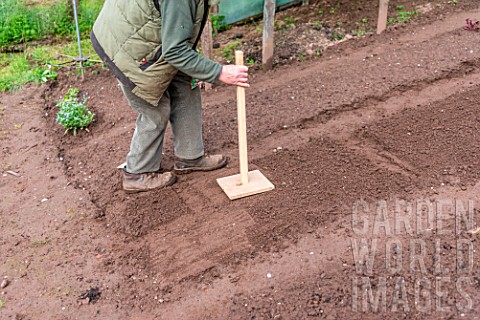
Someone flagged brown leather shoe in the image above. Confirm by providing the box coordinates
[174,154,228,174]
[123,171,177,193]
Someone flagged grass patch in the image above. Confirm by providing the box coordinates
[0,0,102,91]
[0,39,100,91]
[0,0,103,48]
[0,53,57,91]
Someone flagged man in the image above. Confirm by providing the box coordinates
[91,0,249,193]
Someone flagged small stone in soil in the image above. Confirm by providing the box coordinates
[1,279,9,289]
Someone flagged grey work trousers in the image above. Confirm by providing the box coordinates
[120,72,204,174]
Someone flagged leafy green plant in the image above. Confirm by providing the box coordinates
[297,53,307,62]
[211,15,230,33]
[35,66,58,83]
[331,31,345,41]
[56,88,94,135]
[396,10,417,23]
[353,18,369,36]
[283,16,296,29]
[220,40,241,62]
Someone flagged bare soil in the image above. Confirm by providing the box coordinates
[1,1,480,319]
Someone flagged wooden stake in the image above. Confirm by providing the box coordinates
[236,51,249,185]
[216,50,274,200]
[377,0,389,34]
[262,0,275,71]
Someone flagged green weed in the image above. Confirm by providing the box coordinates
[221,40,241,62]
[396,10,417,23]
[283,16,296,29]
[352,18,369,37]
[331,31,345,41]
[211,15,230,33]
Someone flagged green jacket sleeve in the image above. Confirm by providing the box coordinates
[161,0,223,83]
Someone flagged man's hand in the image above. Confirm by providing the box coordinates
[218,65,250,88]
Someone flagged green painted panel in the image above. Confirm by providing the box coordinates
[218,0,297,24]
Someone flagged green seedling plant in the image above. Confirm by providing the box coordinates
[298,53,307,62]
[221,40,241,62]
[211,15,230,33]
[331,30,345,41]
[396,10,417,23]
[353,18,368,36]
[387,6,418,25]
[283,16,296,29]
[56,88,94,136]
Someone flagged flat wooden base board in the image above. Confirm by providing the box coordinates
[217,170,275,200]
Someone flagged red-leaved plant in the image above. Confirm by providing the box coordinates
[464,18,480,31]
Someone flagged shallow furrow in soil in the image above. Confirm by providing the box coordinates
[214,69,480,186]
[202,28,480,155]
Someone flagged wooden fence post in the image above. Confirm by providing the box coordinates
[377,0,389,34]
[262,0,275,71]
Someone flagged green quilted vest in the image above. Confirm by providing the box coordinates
[91,0,208,106]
